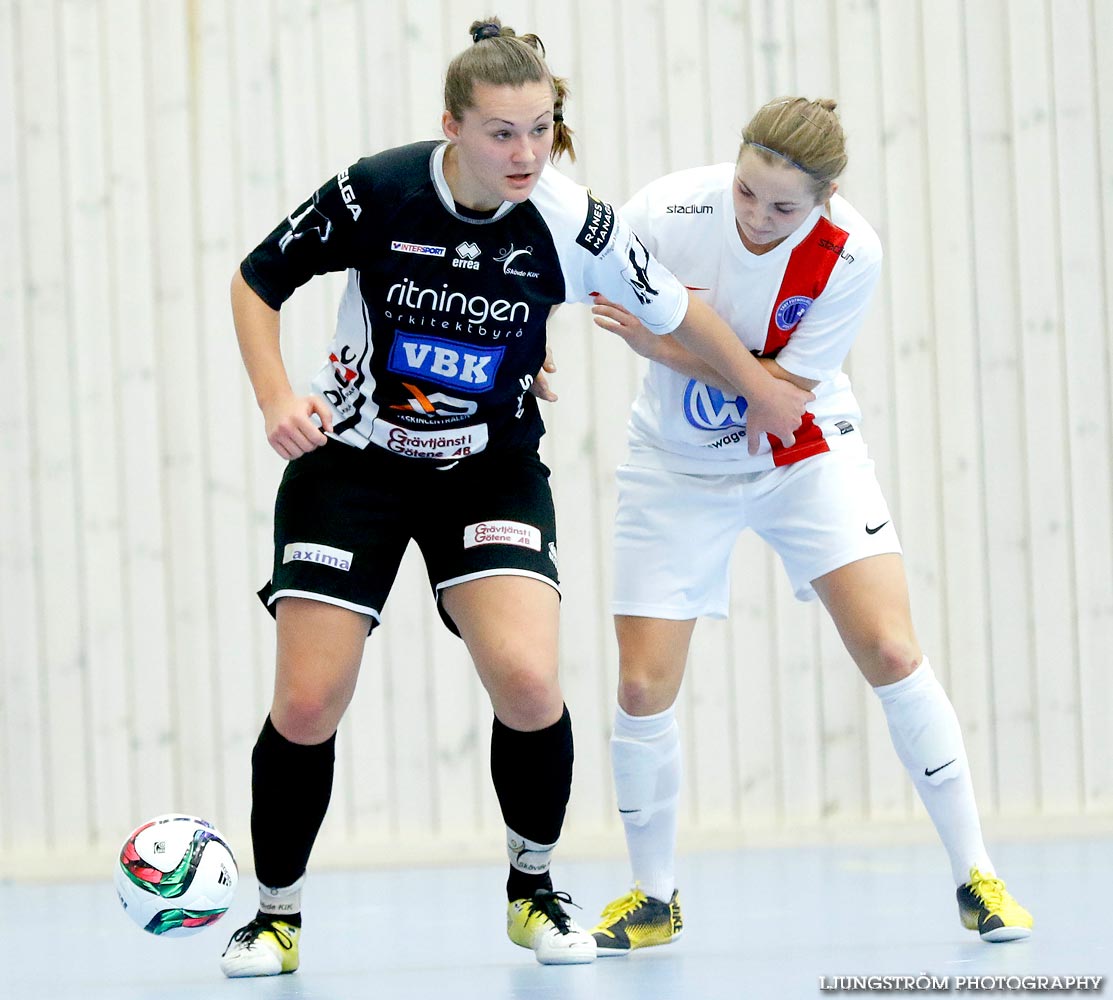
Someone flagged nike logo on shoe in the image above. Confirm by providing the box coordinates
[925,759,957,777]
[865,521,890,534]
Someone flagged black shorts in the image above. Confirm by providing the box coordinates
[258,440,559,635]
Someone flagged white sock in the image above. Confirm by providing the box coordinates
[258,873,305,919]
[874,658,993,885]
[610,703,682,903]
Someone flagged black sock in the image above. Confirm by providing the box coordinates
[250,715,336,890]
[490,706,573,901]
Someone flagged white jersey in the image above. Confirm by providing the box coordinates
[622,163,883,473]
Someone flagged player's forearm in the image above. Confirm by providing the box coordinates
[669,293,778,400]
[643,334,739,395]
[755,356,820,392]
[231,268,293,409]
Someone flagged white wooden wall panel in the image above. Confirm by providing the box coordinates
[1010,0,1081,816]
[1082,0,1113,814]
[1,0,1111,878]
[0,0,50,854]
[18,0,94,849]
[919,0,997,813]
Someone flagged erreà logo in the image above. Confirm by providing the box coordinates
[282,542,353,571]
[454,241,481,270]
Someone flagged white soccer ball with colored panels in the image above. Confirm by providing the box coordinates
[114,814,238,937]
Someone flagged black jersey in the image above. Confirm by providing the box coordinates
[241,141,688,460]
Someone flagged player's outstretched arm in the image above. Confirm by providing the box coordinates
[231,269,333,460]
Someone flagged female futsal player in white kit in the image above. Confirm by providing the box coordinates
[587,97,1033,953]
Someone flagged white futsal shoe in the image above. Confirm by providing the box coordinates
[220,916,300,977]
[507,889,597,964]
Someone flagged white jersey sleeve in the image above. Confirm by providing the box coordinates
[528,165,689,335]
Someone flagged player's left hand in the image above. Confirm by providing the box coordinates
[529,343,558,402]
[591,293,659,359]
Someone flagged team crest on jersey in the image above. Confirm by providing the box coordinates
[775,295,813,331]
[683,379,748,430]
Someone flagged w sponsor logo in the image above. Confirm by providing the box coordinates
[456,241,481,260]
[682,379,748,430]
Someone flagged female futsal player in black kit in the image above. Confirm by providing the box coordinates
[220,15,812,976]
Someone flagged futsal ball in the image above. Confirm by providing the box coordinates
[114,814,238,937]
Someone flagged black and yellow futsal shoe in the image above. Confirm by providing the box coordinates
[592,886,683,955]
[956,868,1033,942]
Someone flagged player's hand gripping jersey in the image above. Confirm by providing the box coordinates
[242,141,688,461]
[622,163,883,473]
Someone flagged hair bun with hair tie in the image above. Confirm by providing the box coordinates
[472,22,501,42]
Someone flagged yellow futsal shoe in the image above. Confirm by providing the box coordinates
[507,889,597,964]
[956,868,1033,942]
[592,886,683,955]
[220,917,300,977]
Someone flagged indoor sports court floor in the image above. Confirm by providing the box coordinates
[3,836,1108,999]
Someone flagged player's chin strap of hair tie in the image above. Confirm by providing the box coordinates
[553,110,564,123]
[746,141,815,177]
[472,22,501,42]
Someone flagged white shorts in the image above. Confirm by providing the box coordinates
[612,443,902,619]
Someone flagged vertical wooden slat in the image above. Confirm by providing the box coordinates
[1006,0,1081,814]
[876,0,947,830]
[0,0,50,853]
[1051,0,1113,814]
[226,0,287,744]
[832,0,909,823]
[18,0,92,847]
[142,0,216,817]
[101,0,175,836]
[661,0,713,172]
[964,0,1039,815]
[705,0,754,162]
[191,0,258,835]
[59,0,131,850]
[918,0,997,813]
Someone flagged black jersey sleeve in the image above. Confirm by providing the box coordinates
[240,161,373,310]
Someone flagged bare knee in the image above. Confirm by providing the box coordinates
[271,688,345,744]
[859,635,922,687]
[489,662,562,731]
[617,663,680,716]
